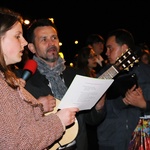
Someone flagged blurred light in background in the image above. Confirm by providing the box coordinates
[48,18,54,23]
[24,19,30,25]
[59,42,62,46]
[74,40,78,44]
[59,52,64,59]
[70,63,74,67]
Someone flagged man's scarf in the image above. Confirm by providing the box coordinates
[33,56,68,100]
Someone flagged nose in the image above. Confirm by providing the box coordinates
[105,49,109,56]
[22,37,28,47]
[47,38,55,46]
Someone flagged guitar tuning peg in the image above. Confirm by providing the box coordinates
[130,64,134,68]
[135,60,139,63]
[124,68,129,71]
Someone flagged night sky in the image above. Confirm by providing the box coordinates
[1,0,150,64]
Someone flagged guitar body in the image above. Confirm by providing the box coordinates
[45,99,79,150]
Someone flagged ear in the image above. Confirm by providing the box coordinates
[28,43,36,54]
[121,44,129,53]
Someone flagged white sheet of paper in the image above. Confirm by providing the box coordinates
[58,75,114,111]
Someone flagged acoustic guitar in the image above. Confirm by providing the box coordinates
[46,48,140,150]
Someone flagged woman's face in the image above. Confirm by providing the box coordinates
[1,21,27,65]
[88,49,97,69]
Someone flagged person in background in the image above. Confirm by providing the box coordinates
[136,42,150,65]
[86,34,107,75]
[0,7,79,150]
[139,44,150,65]
[140,49,150,64]
[18,18,106,150]
[77,46,97,77]
[76,46,106,150]
[96,28,150,150]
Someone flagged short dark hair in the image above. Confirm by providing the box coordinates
[26,18,57,43]
[107,28,135,49]
[86,34,105,46]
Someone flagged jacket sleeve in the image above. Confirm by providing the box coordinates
[84,104,106,125]
[0,79,64,150]
[142,101,150,114]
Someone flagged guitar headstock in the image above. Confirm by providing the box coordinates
[114,48,140,72]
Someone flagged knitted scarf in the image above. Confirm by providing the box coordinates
[33,56,68,100]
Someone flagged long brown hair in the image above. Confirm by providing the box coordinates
[0,7,23,89]
[77,46,96,77]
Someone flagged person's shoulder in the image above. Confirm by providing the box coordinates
[133,62,150,71]
[131,62,150,79]
[139,62,150,68]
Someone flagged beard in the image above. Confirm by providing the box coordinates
[42,53,59,62]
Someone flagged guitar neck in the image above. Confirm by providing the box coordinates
[98,65,119,79]
[98,48,140,79]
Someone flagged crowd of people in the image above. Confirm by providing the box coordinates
[1,6,150,150]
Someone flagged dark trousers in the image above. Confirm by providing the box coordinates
[99,145,115,150]
[87,124,99,150]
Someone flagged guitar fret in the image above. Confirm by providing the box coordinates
[98,66,119,79]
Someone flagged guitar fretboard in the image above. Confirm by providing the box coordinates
[98,66,119,79]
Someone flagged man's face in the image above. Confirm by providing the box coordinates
[106,36,127,64]
[33,26,60,62]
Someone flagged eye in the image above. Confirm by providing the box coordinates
[41,37,47,42]
[52,35,58,40]
[88,54,97,59]
[16,35,20,39]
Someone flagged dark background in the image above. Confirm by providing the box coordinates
[1,0,150,64]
